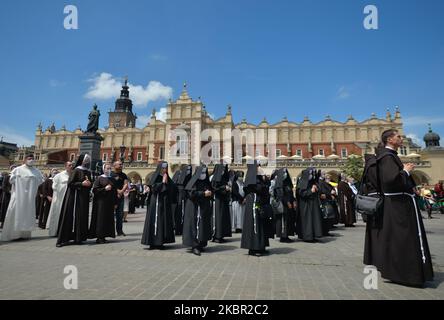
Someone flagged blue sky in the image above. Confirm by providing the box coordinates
[0,0,443,147]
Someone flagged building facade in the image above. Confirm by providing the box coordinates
[11,81,439,185]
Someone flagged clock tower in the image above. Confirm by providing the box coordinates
[108,77,137,129]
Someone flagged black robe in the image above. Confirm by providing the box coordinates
[173,166,192,236]
[89,176,117,239]
[38,178,53,229]
[56,168,92,245]
[319,180,339,229]
[296,169,323,241]
[128,184,137,214]
[241,163,272,251]
[0,173,11,224]
[182,166,213,249]
[141,166,175,246]
[35,182,45,220]
[241,176,272,251]
[274,169,296,239]
[337,181,356,226]
[211,164,232,240]
[363,148,433,286]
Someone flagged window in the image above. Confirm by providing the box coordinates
[296,149,302,157]
[70,153,76,162]
[102,153,108,162]
[400,146,407,156]
[276,149,282,157]
[235,148,243,162]
[319,149,324,156]
[341,148,348,158]
[19,154,24,161]
[211,143,220,160]
[35,154,40,161]
[159,146,165,160]
[176,136,188,156]
[137,152,142,161]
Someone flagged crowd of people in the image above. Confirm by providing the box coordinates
[0,129,436,288]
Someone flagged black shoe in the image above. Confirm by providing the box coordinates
[212,238,222,243]
[117,232,126,237]
[192,248,201,256]
[56,243,63,248]
[235,228,242,233]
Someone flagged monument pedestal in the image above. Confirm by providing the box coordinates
[79,133,103,176]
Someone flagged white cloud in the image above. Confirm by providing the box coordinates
[136,115,151,128]
[84,73,173,107]
[0,127,34,147]
[403,116,444,127]
[136,108,168,128]
[336,86,351,100]
[406,133,424,147]
[156,107,167,121]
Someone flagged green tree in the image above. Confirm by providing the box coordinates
[343,155,364,181]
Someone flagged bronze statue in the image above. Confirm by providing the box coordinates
[86,104,100,133]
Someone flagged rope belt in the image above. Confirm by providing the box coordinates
[253,193,257,234]
[181,199,185,224]
[196,205,201,240]
[212,196,216,236]
[384,192,426,264]
[154,194,159,236]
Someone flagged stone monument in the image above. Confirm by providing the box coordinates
[79,104,103,177]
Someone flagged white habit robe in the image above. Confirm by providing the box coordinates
[1,164,44,241]
[46,170,70,237]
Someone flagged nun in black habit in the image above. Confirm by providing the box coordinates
[211,164,232,243]
[173,165,192,236]
[182,165,213,256]
[88,163,117,243]
[171,169,181,231]
[56,154,92,247]
[364,144,433,287]
[273,168,297,242]
[240,162,272,257]
[295,168,323,242]
[141,161,175,249]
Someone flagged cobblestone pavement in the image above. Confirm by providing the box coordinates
[0,208,443,300]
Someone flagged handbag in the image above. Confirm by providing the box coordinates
[321,201,337,220]
[355,194,382,216]
[270,197,284,214]
[355,159,383,217]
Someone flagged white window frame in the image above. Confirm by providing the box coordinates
[70,153,76,162]
[400,146,407,156]
[137,152,143,161]
[102,153,108,162]
[211,143,220,160]
[341,148,348,158]
[296,149,302,157]
[276,149,282,157]
[319,149,324,156]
